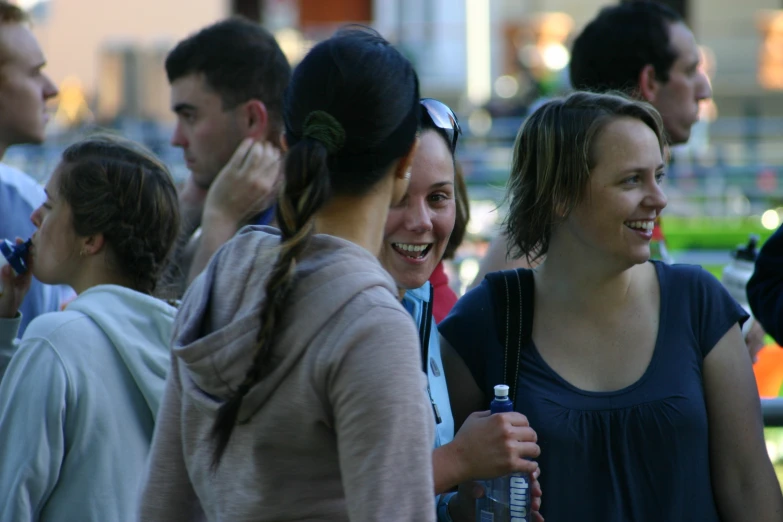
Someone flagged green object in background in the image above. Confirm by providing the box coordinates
[700,264,723,279]
[661,215,774,251]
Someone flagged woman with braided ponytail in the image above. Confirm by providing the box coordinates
[139,28,436,521]
[0,135,180,521]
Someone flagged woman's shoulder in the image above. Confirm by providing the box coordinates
[654,260,732,304]
[654,260,719,286]
[14,311,93,382]
[345,284,414,326]
[222,225,281,263]
[24,309,96,342]
[653,260,748,356]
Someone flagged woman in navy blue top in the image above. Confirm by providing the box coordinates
[440,92,783,521]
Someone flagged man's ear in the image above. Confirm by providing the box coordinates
[243,100,269,141]
[638,64,660,103]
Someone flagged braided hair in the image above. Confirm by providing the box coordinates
[58,134,180,295]
[210,26,420,468]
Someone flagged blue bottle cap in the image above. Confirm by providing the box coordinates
[0,239,31,275]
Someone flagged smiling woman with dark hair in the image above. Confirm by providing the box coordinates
[379,98,542,522]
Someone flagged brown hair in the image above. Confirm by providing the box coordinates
[504,91,666,262]
[58,134,180,295]
[444,160,470,260]
[0,1,27,24]
[165,17,291,147]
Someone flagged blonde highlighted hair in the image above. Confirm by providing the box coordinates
[504,91,666,263]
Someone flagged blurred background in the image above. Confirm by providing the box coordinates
[6,0,783,484]
[11,0,783,283]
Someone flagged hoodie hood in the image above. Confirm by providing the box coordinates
[65,285,176,418]
[172,225,399,423]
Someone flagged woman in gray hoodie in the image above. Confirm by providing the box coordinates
[139,27,436,521]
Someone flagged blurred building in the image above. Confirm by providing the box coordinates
[13,0,783,124]
[381,0,783,118]
[13,0,381,124]
[19,0,223,124]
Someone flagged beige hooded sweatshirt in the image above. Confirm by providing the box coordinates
[138,226,435,522]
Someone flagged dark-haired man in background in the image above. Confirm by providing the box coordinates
[160,17,291,296]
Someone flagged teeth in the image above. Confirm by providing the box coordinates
[625,221,654,231]
[393,243,429,252]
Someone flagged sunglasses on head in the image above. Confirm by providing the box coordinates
[420,98,462,153]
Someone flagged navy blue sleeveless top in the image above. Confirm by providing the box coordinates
[440,261,748,521]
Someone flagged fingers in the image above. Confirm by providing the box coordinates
[501,411,531,427]
[508,425,537,444]
[532,495,542,513]
[515,440,540,459]
[228,138,255,172]
[468,410,491,420]
[0,264,11,282]
[511,454,540,475]
[480,411,531,431]
[531,477,542,498]
[245,143,281,182]
[469,481,485,499]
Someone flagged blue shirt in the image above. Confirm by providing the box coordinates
[402,283,455,521]
[440,261,747,522]
[253,204,276,226]
[0,164,72,338]
[402,283,455,448]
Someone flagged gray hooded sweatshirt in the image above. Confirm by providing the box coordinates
[139,226,436,522]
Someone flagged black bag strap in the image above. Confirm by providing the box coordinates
[417,285,442,424]
[418,284,435,374]
[485,268,534,404]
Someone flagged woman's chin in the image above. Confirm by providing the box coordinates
[398,274,430,293]
[31,268,58,287]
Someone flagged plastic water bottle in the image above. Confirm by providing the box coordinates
[721,234,758,336]
[476,384,532,522]
[0,239,31,297]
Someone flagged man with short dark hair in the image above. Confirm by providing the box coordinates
[0,1,71,339]
[570,1,711,146]
[160,17,291,295]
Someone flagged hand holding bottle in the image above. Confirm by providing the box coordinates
[451,409,540,481]
[0,238,33,319]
